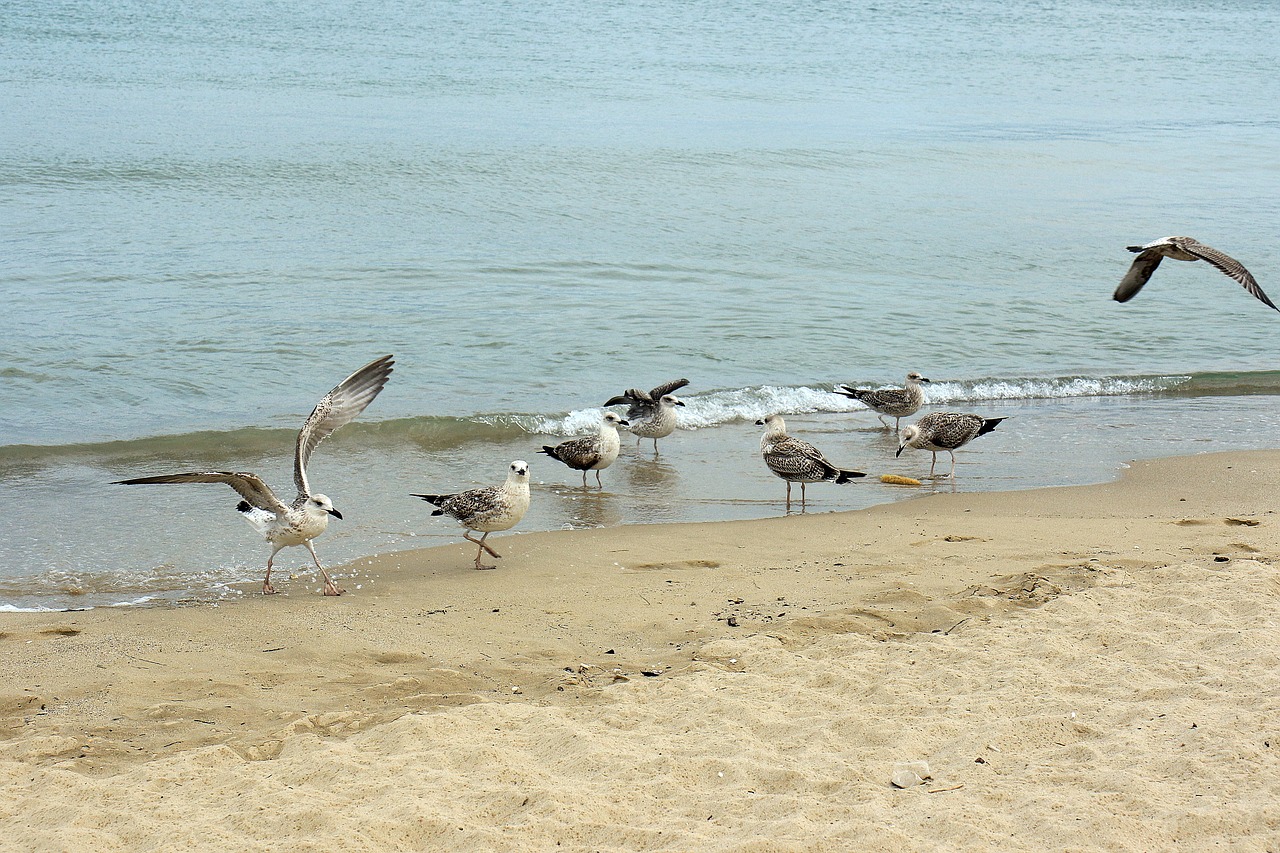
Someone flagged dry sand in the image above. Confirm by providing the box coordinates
[1,450,1278,851]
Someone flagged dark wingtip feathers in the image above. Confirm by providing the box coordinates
[977,417,1007,437]
[236,500,252,513]
[836,470,868,484]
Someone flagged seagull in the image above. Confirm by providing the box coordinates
[756,414,866,511]
[539,411,629,488]
[605,379,689,433]
[611,393,686,453]
[1114,236,1276,311]
[835,371,930,431]
[412,460,531,570]
[896,411,1005,479]
[114,355,394,596]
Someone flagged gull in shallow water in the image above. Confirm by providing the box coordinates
[757,414,866,511]
[608,391,686,453]
[1113,236,1276,311]
[896,411,1005,479]
[539,411,629,489]
[835,371,929,432]
[114,355,394,596]
[605,378,690,451]
[412,460,531,570]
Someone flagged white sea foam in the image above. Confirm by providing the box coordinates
[530,376,1194,436]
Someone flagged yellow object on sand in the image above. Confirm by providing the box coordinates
[880,474,922,486]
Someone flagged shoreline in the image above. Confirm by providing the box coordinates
[2,449,1278,849]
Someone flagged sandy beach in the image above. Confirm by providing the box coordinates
[1,450,1278,851]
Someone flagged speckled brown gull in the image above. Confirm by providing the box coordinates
[896,411,1004,479]
[1114,236,1275,311]
[756,414,866,511]
[113,355,394,596]
[412,460,531,570]
[539,411,629,489]
[835,371,929,431]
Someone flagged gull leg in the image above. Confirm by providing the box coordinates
[878,415,891,430]
[465,531,499,569]
[800,482,807,511]
[784,481,792,513]
[947,451,957,479]
[929,453,938,478]
[581,470,589,489]
[653,437,660,454]
[262,552,279,596]
[595,470,604,489]
[305,541,345,596]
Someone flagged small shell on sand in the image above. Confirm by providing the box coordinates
[880,474,922,486]
[891,760,933,788]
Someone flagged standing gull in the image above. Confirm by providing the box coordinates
[835,371,930,432]
[412,460,531,570]
[896,411,1005,479]
[605,378,690,452]
[539,411,629,488]
[611,393,686,452]
[1114,236,1276,311]
[756,414,866,511]
[114,355,394,596]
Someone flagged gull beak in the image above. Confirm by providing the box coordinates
[895,445,905,458]
[755,419,765,426]
[618,419,630,426]
[921,377,931,383]
[675,400,686,407]
[327,508,344,520]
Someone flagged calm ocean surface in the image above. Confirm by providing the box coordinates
[2,0,1279,609]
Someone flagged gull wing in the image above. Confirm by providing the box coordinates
[647,378,690,400]
[114,471,289,515]
[294,355,395,498]
[1113,250,1164,303]
[1178,238,1278,311]
[603,388,653,409]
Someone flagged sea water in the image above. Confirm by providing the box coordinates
[2,0,1279,608]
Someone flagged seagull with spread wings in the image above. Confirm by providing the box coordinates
[1114,236,1275,311]
[114,355,394,596]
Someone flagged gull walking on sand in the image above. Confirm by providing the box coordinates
[114,355,394,596]
[757,414,866,511]
[605,379,690,452]
[835,371,930,431]
[1113,236,1276,311]
[896,411,1005,479]
[539,411,628,488]
[412,460,531,570]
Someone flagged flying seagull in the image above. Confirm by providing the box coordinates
[835,371,930,432]
[1114,236,1275,311]
[757,414,866,511]
[539,411,629,488]
[896,411,1004,479]
[114,355,395,596]
[413,460,531,570]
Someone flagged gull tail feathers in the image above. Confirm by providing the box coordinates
[976,417,1007,437]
